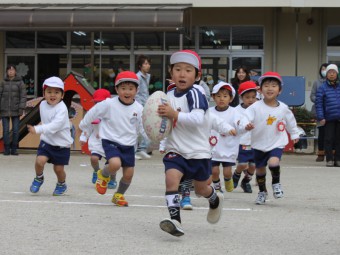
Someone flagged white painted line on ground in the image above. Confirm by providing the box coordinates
[0,199,260,211]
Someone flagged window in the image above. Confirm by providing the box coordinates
[71,31,101,51]
[199,26,231,49]
[37,31,67,48]
[6,31,35,48]
[101,32,131,51]
[231,27,263,50]
[134,32,163,50]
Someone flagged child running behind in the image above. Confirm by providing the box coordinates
[240,72,301,204]
[210,82,240,193]
[79,71,148,206]
[28,76,74,196]
[79,88,117,188]
[233,81,258,193]
[157,50,225,237]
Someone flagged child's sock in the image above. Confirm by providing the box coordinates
[36,174,44,180]
[256,173,267,192]
[181,179,192,197]
[205,186,219,209]
[93,165,100,172]
[233,171,241,181]
[269,165,280,184]
[165,191,181,223]
[244,170,254,182]
[213,179,221,190]
[101,167,110,178]
[116,179,130,194]
[110,173,116,182]
[57,181,66,186]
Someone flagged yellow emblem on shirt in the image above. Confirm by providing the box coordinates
[266,115,277,125]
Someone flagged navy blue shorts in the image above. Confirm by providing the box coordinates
[211,160,235,167]
[37,140,70,165]
[237,145,255,164]
[91,153,103,160]
[102,139,135,167]
[163,152,211,181]
[254,148,283,168]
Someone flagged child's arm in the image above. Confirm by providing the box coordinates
[79,126,93,146]
[79,101,106,132]
[34,108,69,135]
[285,108,303,143]
[210,112,236,136]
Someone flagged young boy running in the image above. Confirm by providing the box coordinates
[79,88,116,188]
[79,71,148,206]
[157,50,224,237]
[28,76,74,196]
[240,72,301,204]
[233,81,258,193]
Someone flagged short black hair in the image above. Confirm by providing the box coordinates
[6,64,16,71]
[136,55,151,70]
[260,77,282,89]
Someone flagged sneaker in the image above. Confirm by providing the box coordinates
[135,154,142,160]
[326,161,334,167]
[272,183,284,199]
[180,196,193,210]
[108,179,117,189]
[232,173,241,188]
[112,192,128,207]
[207,192,224,224]
[30,178,44,193]
[91,171,98,184]
[224,179,234,192]
[135,151,151,160]
[255,191,267,205]
[335,161,340,167]
[315,155,324,162]
[241,181,252,193]
[159,218,184,237]
[53,183,67,196]
[95,170,110,195]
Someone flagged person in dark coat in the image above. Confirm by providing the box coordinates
[0,65,27,155]
[230,66,250,107]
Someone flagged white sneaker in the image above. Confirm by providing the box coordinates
[255,191,267,205]
[272,183,284,199]
[136,151,151,160]
[207,192,224,224]
[135,154,142,160]
[159,218,184,237]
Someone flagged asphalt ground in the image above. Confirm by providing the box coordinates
[0,152,339,255]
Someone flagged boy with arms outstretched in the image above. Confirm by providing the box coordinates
[240,72,301,204]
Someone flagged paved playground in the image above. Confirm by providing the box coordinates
[0,152,339,255]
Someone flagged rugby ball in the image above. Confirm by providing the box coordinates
[142,91,172,143]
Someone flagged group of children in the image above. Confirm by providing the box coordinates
[27,49,301,238]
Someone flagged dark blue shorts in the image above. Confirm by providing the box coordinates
[37,140,70,165]
[211,160,235,167]
[163,152,211,181]
[237,145,255,164]
[91,152,103,160]
[102,139,135,167]
[254,148,283,168]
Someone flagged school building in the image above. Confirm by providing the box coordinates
[0,0,340,149]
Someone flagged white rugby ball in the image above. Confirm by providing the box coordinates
[142,91,172,143]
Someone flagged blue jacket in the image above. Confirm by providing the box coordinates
[315,79,340,121]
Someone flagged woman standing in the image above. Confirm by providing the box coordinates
[230,66,250,107]
[0,65,27,155]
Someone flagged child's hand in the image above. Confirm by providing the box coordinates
[292,138,299,144]
[158,103,178,120]
[229,129,237,136]
[245,123,255,131]
[27,125,36,134]
[159,150,166,154]
[320,119,326,126]
[79,141,86,146]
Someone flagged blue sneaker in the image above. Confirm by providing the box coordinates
[92,171,98,184]
[180,196,193,210]
[108,179,117,189]
[53,183,67,196]
[30,178,44,193]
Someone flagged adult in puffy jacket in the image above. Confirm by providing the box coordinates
[315,64,340,167]
[0,65,27,155]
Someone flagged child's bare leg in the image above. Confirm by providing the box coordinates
[90,155,100,172]
[211,166,222,191]
[35,155,49,176]
[53,165,66,183]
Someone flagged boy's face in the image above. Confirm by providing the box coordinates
[115,82,138,105]
[44,86,63,105]
[140,60,151,74]
[260,80,281,101]
[170,62,199,92]
[241,90,257,107]
[212,89,232,110]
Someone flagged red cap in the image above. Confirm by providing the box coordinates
[238,81,258,96]
[93,89,111,102]
[258,72,283,86]
[115,71,139,86]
